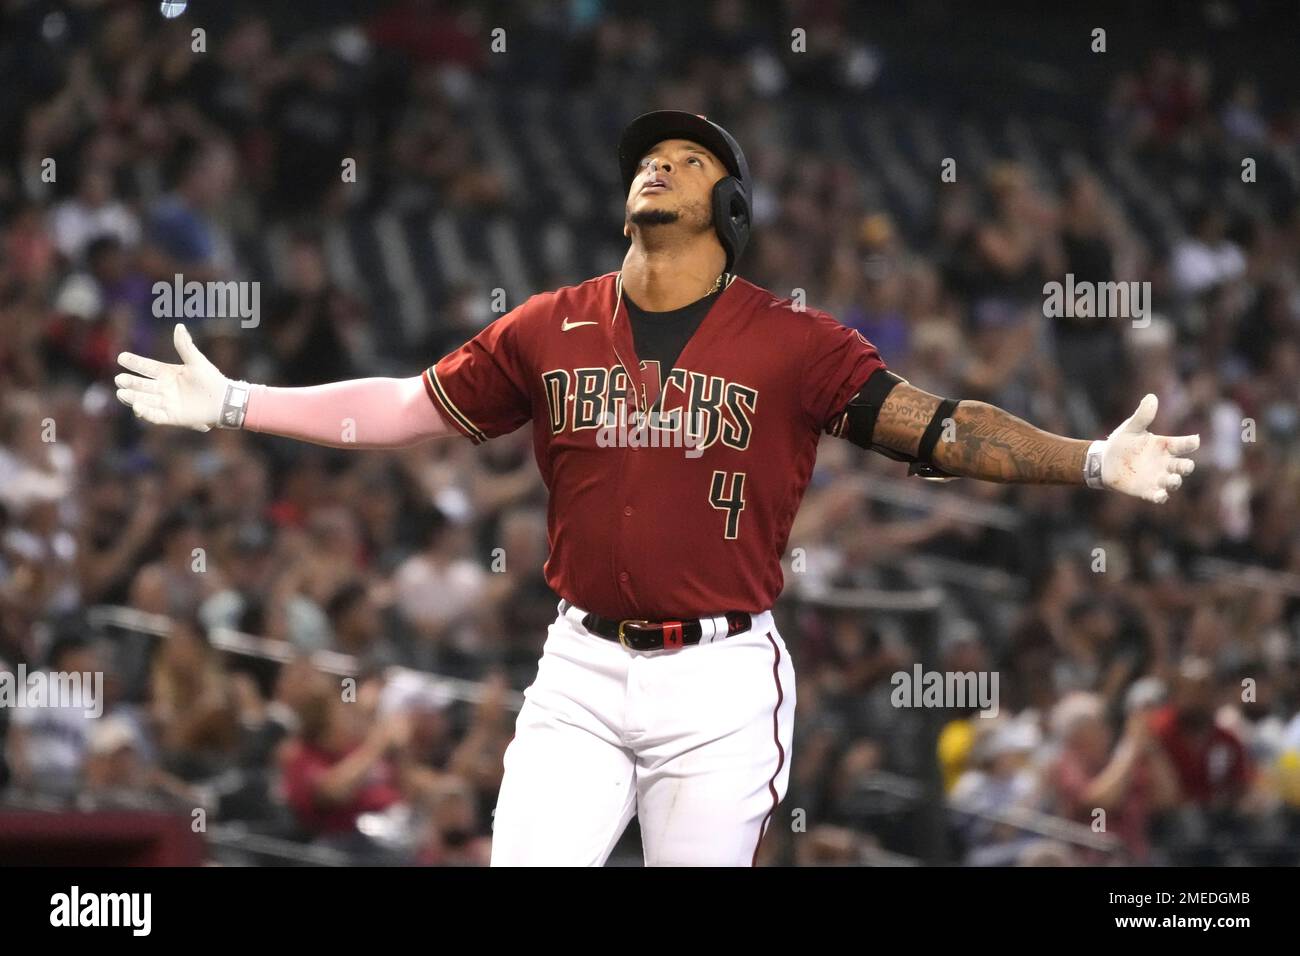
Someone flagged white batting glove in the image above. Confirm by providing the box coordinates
[1084,393,1198,504]
[115,323,249,431]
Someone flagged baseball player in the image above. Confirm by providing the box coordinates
[115,111,1199,866]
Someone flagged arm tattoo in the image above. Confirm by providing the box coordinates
[872,382,941,457]
[874,385,1088,484]
[939,402,1089,483]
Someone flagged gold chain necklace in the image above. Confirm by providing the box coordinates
[615,271,727,305]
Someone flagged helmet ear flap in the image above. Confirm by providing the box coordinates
[726,182,750,228]
[710,176,752,274]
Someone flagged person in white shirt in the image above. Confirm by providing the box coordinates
[51,167,141,265]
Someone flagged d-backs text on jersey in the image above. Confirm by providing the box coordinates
[541,360,757,453]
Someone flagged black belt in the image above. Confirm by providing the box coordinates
[559,599,752,651]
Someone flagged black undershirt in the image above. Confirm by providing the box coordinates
[623,285,723,372]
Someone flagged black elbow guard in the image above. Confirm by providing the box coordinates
[829,370,962,481]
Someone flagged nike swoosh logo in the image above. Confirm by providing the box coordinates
[561,317,598,331]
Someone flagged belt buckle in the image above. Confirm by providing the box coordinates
[617,619,652,650]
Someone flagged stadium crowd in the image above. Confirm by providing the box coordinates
[1,1,1298,864]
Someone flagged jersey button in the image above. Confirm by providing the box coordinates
[618,571,630,583]
[623,506,633,517]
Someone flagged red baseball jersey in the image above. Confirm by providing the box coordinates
[423,272,887,620]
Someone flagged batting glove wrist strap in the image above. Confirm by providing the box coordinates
[218,381,252,430]
[1084,439,1107,490]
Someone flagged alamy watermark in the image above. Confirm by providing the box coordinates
[1042,273,1150,328]
[152,274,260,328]
[50,886,151,936]
[0,666,103,718]
[594,408,706,458]
[890,665,999,718]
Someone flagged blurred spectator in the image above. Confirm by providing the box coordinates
[265,233,365,386]
[393,507,490,673]
[199,522,277,636]
[326,580,402,668]
[416,776,492,866]
[279,667,455,849]
[280,672,409,838]
[51,167,141,266]
[1148,658,1253,810]
[1046,690,1181,862]
[144,139,239,281]
[950,715,1043,864]
[1171,205,1247,300]
[82,714,199,810]
[1051,171,1132,421]
[4,633,103,796]
[129,510,224,620]
[149,617,241,782]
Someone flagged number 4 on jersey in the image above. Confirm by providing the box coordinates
[709,470,747,540]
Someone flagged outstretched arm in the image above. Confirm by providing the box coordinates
[872,382,1198,503]
[115,323,452,447]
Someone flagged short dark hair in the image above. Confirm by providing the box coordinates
[413,507,451,550]
[327,580,368,620]
[86,234,123,266]
[47,632,93,670]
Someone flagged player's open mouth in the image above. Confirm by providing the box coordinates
[641,180,669,193]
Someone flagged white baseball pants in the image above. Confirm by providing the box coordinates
[490,601,796,866]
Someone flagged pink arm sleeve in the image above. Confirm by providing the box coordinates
[243,376,452,448]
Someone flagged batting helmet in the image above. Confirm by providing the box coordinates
[618,110,752,274]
